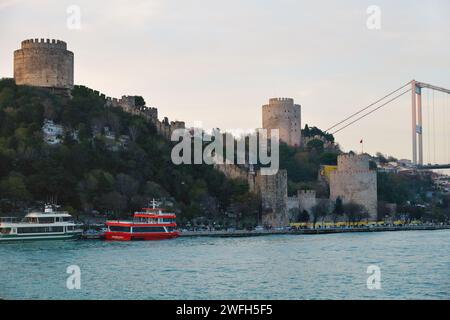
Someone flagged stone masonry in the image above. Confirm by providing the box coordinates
[14,39,74,89]
[215,164,289,227]
[262,98,301,147]
[329,153,378,220]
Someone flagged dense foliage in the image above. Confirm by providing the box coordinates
[377,172,433,205]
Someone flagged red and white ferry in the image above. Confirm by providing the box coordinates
[105,200,180,241]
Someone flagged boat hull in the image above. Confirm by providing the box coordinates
[104,231,180,241]
[0,232,82,242]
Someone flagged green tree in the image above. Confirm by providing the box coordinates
[343,202,368,225]
[332,197,344,223]
[311,199,330,228]
[0,173,31,208]
[135,96,146,107]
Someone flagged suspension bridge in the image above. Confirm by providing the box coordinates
[326,80,450,170]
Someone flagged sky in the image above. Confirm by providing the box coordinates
[1,0,450,163]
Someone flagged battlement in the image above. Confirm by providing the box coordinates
[298,189,316,195]
[336,153,370,172]
[75,85,181,140]
[262,97,301,147]
[269,97,294,104]
[20,38,68,50]
[14,38,73,88]
[338,153,369,160]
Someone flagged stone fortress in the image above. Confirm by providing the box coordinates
[14,39,74,89]
[9,38,378,227]
[262,98,301,147]
[219,98,378,226]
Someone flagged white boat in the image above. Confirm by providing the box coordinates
[0,204,82,241]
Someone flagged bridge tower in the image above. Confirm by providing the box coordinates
[412,81,450,166]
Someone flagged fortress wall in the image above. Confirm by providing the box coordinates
[14,39,73,89]
[256,169,289,227]
[215,164,249,180]
[330,154,378,220]
[298,190,317,214]
[262,98,301,147]
[337,153,370,171]
[214,164,255,193]
[215,164,289,227]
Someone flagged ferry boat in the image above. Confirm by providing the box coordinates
[105,200,179,241]
[0,204,82,241]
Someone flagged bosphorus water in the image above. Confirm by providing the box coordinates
[1,230,449,300]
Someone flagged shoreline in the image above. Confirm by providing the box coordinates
[179,225,450,238]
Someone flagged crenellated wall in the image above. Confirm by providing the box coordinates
[298,190,317,214]
[14,39,74,89]
[74,85,185,140]
[262,97,301,147]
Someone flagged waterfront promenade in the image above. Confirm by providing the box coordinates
[180,225,450,238]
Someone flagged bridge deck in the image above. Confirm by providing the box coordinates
[417,164,450,170]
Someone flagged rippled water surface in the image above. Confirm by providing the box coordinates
[1,230,449,299]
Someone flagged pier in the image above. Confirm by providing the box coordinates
[179,225,450,238]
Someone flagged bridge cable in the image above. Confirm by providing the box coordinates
[325,81,412,133]
[330,88,410,135]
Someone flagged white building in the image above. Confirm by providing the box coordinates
[42,119,64,145]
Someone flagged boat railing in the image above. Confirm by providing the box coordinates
[0,217,20,223]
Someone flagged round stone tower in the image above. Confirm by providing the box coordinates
[262,98,301,147]
[14,39,74,89]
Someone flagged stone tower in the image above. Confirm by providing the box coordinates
[262,98,301,147]
[329,154,378,220]
[255,169,289,227]
[14,39,74,89]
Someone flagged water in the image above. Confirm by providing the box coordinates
[1,230,449,300]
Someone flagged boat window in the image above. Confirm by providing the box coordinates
[109,226,131,232]
[63,217,73,222]
[133,226,166,233]
[17,226,64,234]
[0,228,11,235]
[38,217,55,224]
[166,227,175,232]
[0,217,19,223]
[162,218,174,223]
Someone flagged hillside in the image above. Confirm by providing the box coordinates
[0,79,258,226]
